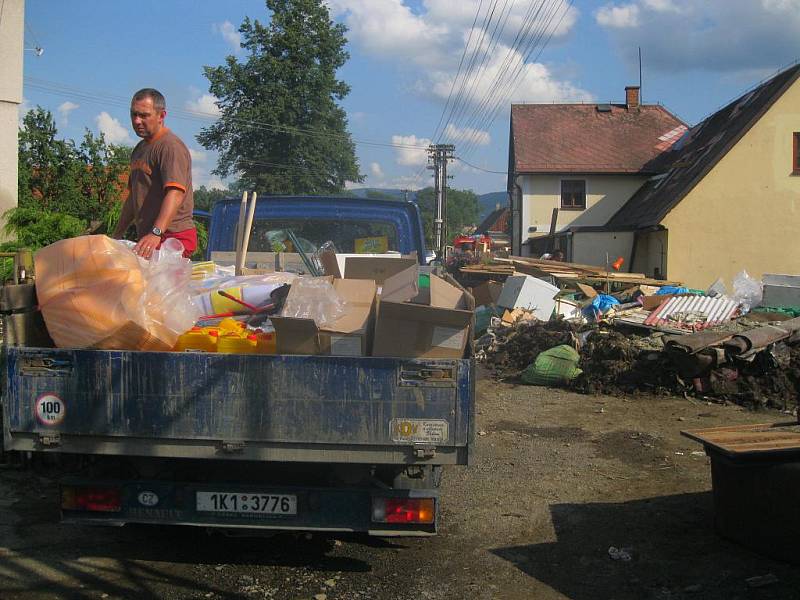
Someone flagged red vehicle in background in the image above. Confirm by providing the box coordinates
[453,233,493,253]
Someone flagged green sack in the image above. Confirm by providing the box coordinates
[521,344,582,386]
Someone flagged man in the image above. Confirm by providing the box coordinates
[113,88,196,258]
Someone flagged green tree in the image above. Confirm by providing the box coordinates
[415,187,480,247]
[17,107,131,226]
[193,185,231,212]
[7,107,133,279]
[197,0,362,194]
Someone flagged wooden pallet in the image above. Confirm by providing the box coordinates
[681,422,800,457]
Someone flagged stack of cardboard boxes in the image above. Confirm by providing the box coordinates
[271,254,474,359]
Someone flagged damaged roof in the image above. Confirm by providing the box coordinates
[605,63,800,231]
[510,103,685,175]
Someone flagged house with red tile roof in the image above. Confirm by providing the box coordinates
[507,85,685,259]
[508,64,800,288]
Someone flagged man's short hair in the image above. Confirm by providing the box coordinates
[132,88,166,112]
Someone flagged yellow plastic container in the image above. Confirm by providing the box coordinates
[174,327,218,352]
[256,332,277,355]
[218,318,246,335]
[217,333,259,354]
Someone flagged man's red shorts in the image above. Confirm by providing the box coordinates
[159,228,198,258]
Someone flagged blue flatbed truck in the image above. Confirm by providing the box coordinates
[1,196,475,536]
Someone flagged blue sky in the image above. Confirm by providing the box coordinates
[21,0,800,195]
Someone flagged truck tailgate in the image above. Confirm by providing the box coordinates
[3,348,474,465]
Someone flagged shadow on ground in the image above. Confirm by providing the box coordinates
[493,492,799,600]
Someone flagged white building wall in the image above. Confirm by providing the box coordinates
[0,0,25,240]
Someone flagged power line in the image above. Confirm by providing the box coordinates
[455,156,506,174]
[454,0,555,156]
[23,77,430,151]
[428,0,485,144]
[435,0,500,143]
[442,0,515,139]
[458,0,571,160]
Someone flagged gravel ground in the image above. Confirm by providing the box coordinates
[1,374,799,600]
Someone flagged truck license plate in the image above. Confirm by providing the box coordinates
[196,492,297,515]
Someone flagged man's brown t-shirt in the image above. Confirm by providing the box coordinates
[128,128,194,237]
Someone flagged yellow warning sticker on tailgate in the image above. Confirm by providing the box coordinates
[390,419,449,444]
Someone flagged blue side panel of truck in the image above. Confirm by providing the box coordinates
[207,196,428,259]
[4,348,473,465]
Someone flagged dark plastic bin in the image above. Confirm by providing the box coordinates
[709,448,800,564]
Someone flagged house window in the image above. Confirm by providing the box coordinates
[794,132,800,174]
[561,180,586,210]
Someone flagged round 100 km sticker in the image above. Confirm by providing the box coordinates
[35,394,65,426]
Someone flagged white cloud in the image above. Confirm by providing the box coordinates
[391,134,431,166]
[95,112,132,145]
[595,4,640,28]
[369,162,384,178]
[443,124,490,146]
[213,20,241,53]
[329,0,588,111]
[598,1,800,73]
[57,101,79,126]
[189,148,208,163]
[185,93,221,117]
[641,0,681,12]
[192,166,228,190]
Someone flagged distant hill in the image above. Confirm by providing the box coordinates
[478,191,507,220]
[348,188,413,201]
[349,188,506,221]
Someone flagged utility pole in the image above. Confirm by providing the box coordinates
[427,144,455,261]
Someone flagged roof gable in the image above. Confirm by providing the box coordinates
[510,103,685,175]
[605,63,800,231]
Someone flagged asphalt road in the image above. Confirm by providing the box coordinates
[2,379,799,600]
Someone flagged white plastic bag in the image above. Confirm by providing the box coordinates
[281,277,346,328]
[732,270,763,313]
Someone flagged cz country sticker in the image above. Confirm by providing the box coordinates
[390,419,449,444]
[35,394,65,426]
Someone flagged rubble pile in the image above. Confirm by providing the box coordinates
[572,330,676,396]
[468,256,800,413]
[478,319,577,375]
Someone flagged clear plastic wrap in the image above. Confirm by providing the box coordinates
[34,235,201,351]
[280,276,346,327]
[732,270,763,313]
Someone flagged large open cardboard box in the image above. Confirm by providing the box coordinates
[271,278,377,356]
[372,275,474,359]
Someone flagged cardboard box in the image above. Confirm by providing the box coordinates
[271,278,377,356]
[641,294,672,311]
[471,281,503,307]
[372,275,474,359]
[497,275,559,321]
[320,252,419,303]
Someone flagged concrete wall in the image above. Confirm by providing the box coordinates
[571,231,634,268]
[659,76,800,289]
[0,0,25,238]
[520,174,647,241]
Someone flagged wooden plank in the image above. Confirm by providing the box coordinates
[682,422,800,457]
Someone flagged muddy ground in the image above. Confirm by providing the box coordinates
[2,375,799,600]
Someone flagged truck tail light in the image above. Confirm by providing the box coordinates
[372,497,435,524]
[62,486,122,512]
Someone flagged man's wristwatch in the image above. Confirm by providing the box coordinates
[151,226,163,237]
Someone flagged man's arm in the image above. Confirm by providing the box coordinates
[132,187,185,258]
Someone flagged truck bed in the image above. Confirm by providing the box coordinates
[3,347,474,465]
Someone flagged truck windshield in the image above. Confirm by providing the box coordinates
[246,219,400,254]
